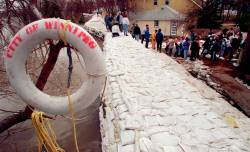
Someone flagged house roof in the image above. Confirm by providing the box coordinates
[134,5,185,21]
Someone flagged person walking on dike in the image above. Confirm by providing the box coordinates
[225,34,232,59]
[112,21,120,38]
[182,37,190,60]
[106,13,113,31]
[179,36,185,57]
[190,37,200,61]
[237,32,246,65]
[141,25,148,44]
[130,23,136,39]
[151,29,157,49]
[210,36,221,62]
[133,24,141,41]
[174,37,181,57]
[144,26,150,48]
[166,37,175,56]
[201,36,212,57]
[122,14,130,36]
[156,29,164,53]
[116,11,123,31]
[229,35,240,62]
[104,13,109,30]
[189,30,195,42]
[220,36,227,59]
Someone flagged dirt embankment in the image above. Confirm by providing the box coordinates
[176,57,250,117]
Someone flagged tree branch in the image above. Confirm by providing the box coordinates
[0,41,64,134]
[0,111,29,134]
[35,41,64,89]
[0,108,19,114]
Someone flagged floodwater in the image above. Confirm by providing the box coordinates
[0,48,102,152]
[0,101,102,152]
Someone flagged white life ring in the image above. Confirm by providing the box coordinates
[4,18,106,115]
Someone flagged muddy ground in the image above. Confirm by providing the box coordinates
[175,57,250,117]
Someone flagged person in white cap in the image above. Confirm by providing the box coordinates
[112,21,120,37]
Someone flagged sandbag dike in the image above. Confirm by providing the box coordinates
[99,34,250,152]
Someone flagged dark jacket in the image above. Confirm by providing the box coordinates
[231,38,240,49]
[190,41,200,52]
[182,40,190,50]
[107,16,113,26]
[133,26,141,35]
[145,30,150,41]
[210,41,221,53]
[203,38,211,50]
[104,15,109,26]
[156,32,163,42]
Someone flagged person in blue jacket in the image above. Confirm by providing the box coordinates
[145,27,150,48]
[156,29,164,53]
[182,37,190,60]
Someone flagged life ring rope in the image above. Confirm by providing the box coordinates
[65,45,80,152]
[31,111,65,152]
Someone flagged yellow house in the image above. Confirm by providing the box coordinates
[129,0,202,14]
[129,0,202,36]
[133,6,185,36]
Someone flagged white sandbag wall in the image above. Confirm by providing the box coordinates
[84,14,107,38]
[100,34,250,152]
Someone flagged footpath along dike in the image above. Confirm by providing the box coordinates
[99,34,250,152]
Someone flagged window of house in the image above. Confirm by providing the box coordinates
[154,0,158,5]
[165,0,169,5]
[154,20,159,27]
[170,22,177,36]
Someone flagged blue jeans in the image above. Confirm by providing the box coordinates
[220,46,226,57]
[184,49,189,60]
[211,50,217,62]
[135,34,140,41]
[123,24,128,35]
[145,39,149,48]
[176,46,181,56]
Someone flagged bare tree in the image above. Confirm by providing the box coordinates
[186,0,240,30]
